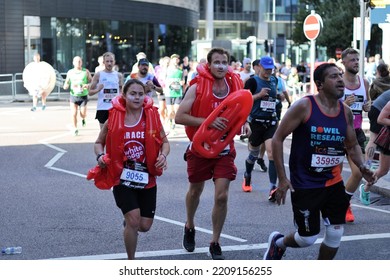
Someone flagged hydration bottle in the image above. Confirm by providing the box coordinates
[1,246,22,255]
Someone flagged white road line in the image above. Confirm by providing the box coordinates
[351,203,390,214]
[39,133,247,247]
[46,166,87,178]
[155,216,247,243]
[39,132,390,261]
[49,232,390,260]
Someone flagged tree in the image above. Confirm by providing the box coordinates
[293,0,360,58]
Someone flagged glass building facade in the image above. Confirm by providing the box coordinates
[25,16,195,73]
[195,0,300,63]
[1,0,198,74]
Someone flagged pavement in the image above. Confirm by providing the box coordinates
[1,91,389,199]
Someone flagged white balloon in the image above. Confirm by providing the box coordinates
[23,61,56,96]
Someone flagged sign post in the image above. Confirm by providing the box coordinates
[303,11,322,94]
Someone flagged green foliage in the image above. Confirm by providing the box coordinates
[293,0,360,57]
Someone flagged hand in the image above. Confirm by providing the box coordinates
[275,178,294,205]
[97,155,107,168]
[210,117,228,131]
[363,100,371,112]
[344,95,355,106]
[260,88,271,98]
[243,122,251,137]
[155,153,168,170]
[360,166,377,186]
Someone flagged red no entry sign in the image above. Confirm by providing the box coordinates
[303,13,322,40]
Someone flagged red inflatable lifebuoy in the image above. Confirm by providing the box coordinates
[192,89,252,158]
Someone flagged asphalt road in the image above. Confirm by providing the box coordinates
[0,100,389,260]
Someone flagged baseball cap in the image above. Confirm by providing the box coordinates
[259,56,275,70]
[138,58,149,66]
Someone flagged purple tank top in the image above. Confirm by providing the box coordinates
[289,95,347,189]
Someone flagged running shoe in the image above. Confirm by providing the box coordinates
[31,107,36,112]
[42,105,46,111]
[82,119,86,127]
[345,204,355,223]
[242,172,252,192]
[263,231,285,260]
[183,225,195,252]
[208,242,225,260]
[268,186,277,202]
[74,129,79,136]
[359,184,370,205]
[256,158,268,172]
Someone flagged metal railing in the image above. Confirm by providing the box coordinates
[0,72,69,102]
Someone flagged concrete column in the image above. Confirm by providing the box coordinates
[206,0,214,41]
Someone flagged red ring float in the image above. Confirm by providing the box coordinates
[192,89,253,158]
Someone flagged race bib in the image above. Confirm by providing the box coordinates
[311,154,344,168]
[345,94,364,115]
[103,88,118,103]
[71,84,83,94]
[260,100,276,111]
[120,161,149,189]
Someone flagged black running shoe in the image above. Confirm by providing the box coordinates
[256,158,268,172]
[209,242,225,260]
[183,225,195,252]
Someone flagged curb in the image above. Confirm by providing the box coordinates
[371,184,390,199]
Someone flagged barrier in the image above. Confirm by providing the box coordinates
[0,70,127,102]
[0,74,15,98]
[0,72,70,102]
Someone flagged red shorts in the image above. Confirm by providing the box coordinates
[186,148,237,183]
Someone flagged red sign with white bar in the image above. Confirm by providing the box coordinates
[303,14,321,40]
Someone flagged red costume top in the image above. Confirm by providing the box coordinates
[185,63,243,141]
[87,95,164,190]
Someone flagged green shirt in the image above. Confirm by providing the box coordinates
[165,67,183,98]
[66,68,89,96]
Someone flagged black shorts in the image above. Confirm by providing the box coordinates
[248,120,278,147]
[70,95,88,106]
[166,96,182,105]
[95,110,109,125]
[291,182,349,237]
[113,185,157,217]
[368,107,383,134]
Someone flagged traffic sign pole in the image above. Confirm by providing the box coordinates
[303,11,322,94]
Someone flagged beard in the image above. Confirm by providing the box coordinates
[139,68,148,75]
[346,67,359,75]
